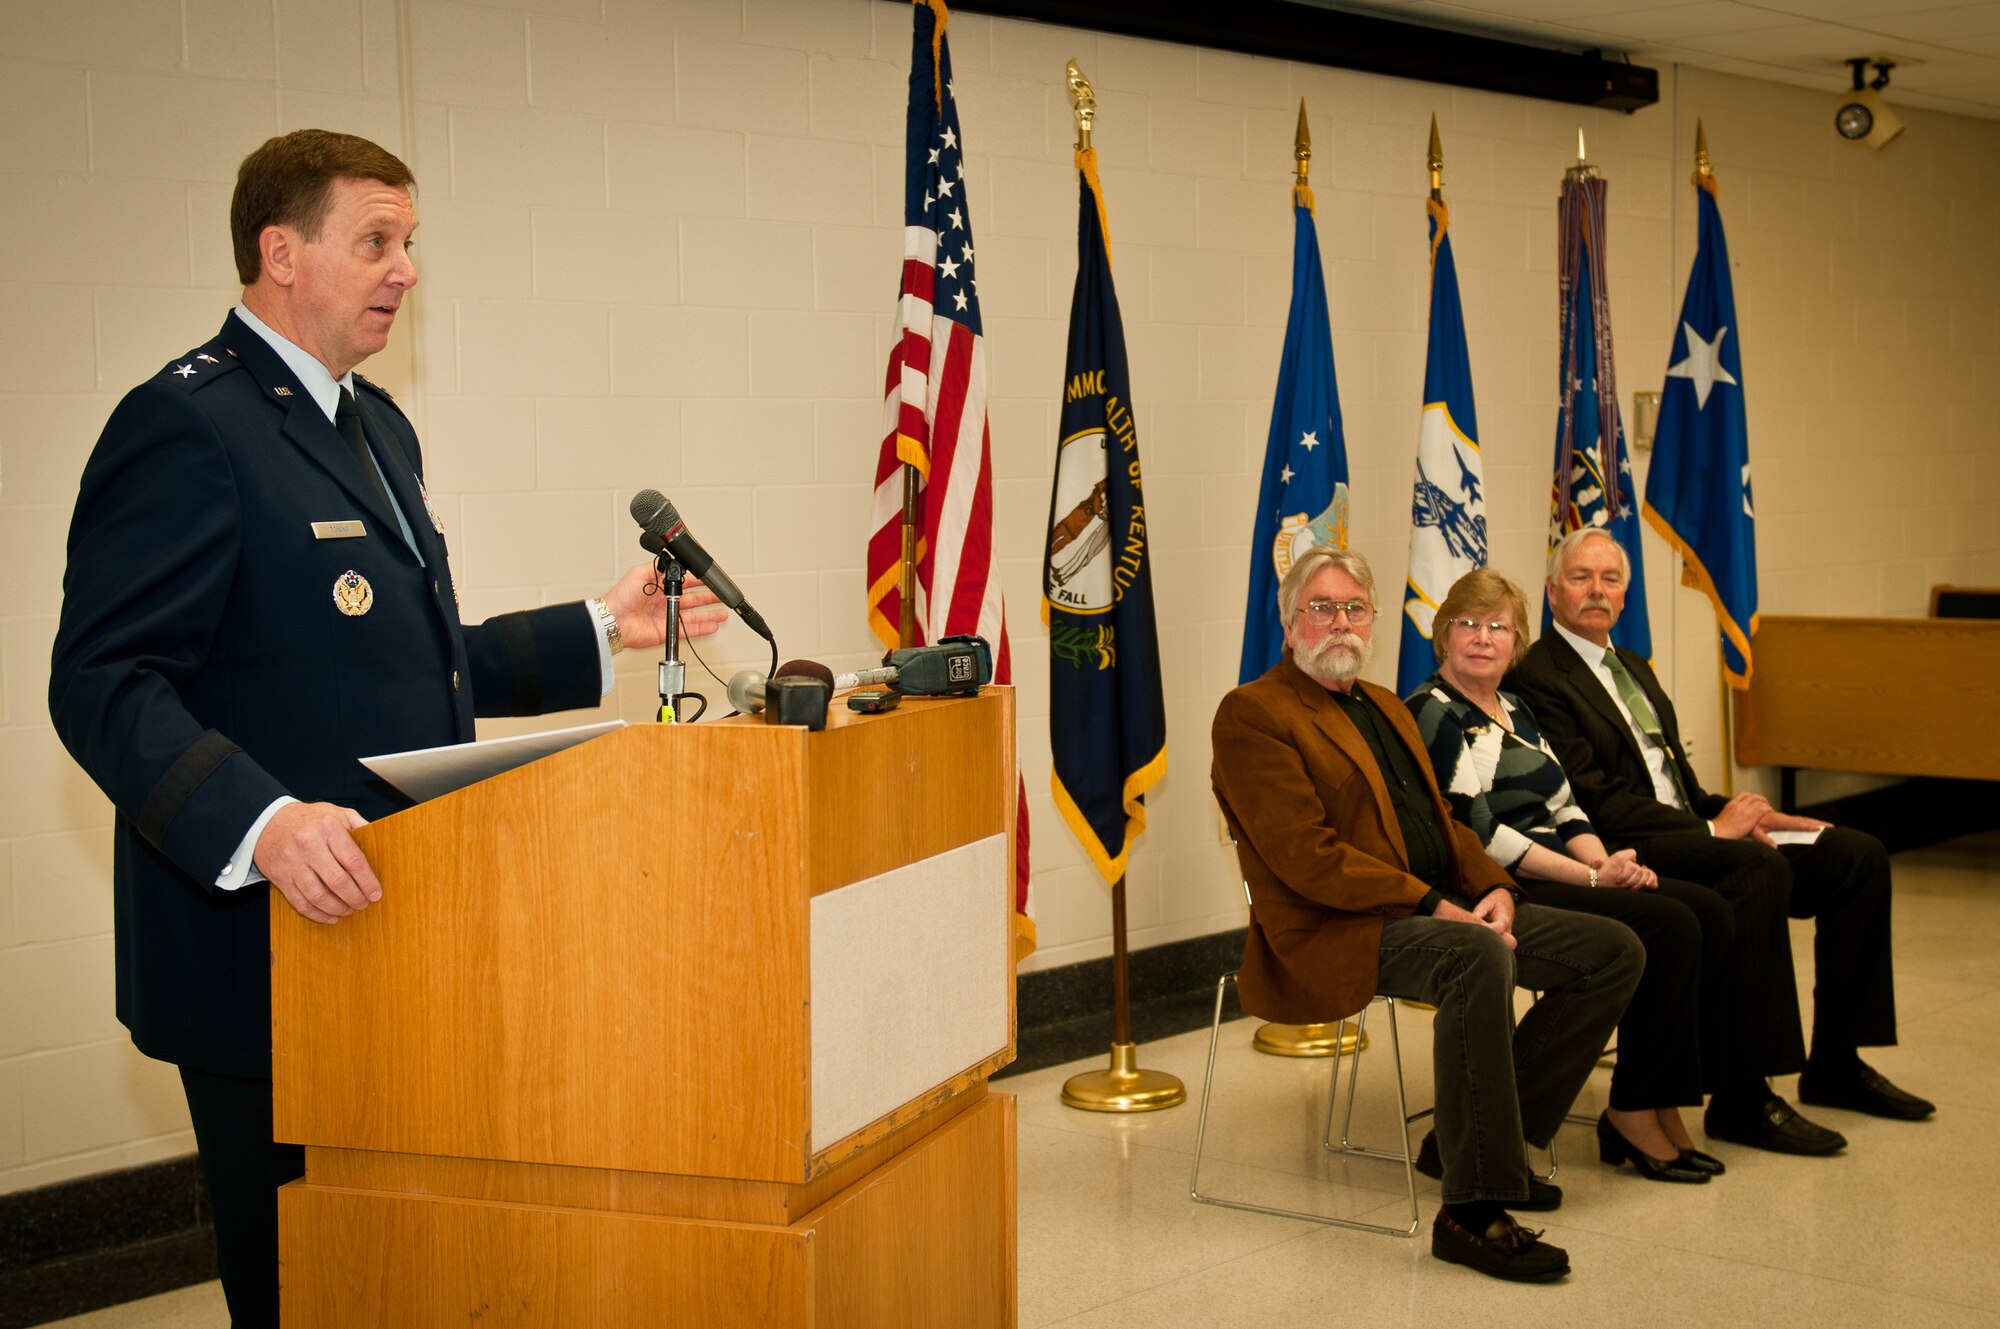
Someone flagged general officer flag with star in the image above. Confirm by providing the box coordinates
[1399,192,1488,695]
[1238,180,1350,683]
[1043,140,1167,887]
[1546,167,1652,657]
[1644,161,1758,686]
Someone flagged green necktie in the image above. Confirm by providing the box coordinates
[1603,646,1691,808]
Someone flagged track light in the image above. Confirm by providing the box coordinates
[1835,58,1903,151]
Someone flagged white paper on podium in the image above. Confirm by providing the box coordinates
[361,720,626,804]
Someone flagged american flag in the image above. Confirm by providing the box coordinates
[867,0,1032,955]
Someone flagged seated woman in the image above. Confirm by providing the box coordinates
[1406,568,1728,1183]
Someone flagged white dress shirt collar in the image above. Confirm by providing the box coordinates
[234,301,354,425]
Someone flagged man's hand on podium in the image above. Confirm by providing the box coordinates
[254,801,383,924]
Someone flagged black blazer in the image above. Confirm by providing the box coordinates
[1505,631,1727,847]
[50,311,602,1077]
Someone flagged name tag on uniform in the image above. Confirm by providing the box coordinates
[311,520,368,540]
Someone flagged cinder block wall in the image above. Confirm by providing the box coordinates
[2,0,1995,1194]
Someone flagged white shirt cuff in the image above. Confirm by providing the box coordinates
[217,796,298,890]
[589,601,615,697]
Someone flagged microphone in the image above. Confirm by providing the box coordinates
[726,669,766,714]
[629,490,773,641]
[765,659,832,730]
[727,644,988,715]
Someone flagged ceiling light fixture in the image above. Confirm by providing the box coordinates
[1835,58,1903,151]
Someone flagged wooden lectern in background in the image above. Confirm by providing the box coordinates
[271,689,1018,1326]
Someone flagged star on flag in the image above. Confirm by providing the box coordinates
[1665,322,1738,409]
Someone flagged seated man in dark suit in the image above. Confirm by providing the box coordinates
[1507,526,1932,1156]
[1212,544,1641,1283]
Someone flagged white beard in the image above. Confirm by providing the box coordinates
[1296,630,1372,686]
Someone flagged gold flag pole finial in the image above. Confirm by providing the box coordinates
[1294,99,1311,187]
[1566,126,1600,182]
[1066,59,1095,150]
[1694,118,1712,179]
[1427,113,1443,198]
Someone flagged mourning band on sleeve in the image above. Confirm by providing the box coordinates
[495,614,542,716]
[138,731,243,849]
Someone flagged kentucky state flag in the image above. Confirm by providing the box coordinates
[1043,146,1167,886]
[1546,172,1651,657]
[1399,196,1488,695]
[1644,171,1758,686]
[1238,185,1350,683]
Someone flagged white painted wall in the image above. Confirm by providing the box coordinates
[2,0,1995,1193]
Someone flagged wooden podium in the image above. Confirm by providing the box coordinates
[271,689,1019,1326]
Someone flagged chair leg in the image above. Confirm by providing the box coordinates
[1191,984,1418,1237]
[1188,972,1233,1205]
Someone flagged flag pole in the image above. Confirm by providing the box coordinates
[1251,99,1365,1062]
[1689,120,1740,798]
[1056,60,1182,1114]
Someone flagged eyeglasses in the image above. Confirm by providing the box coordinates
[1447,617,1516,638]
[1297,599,1374,627]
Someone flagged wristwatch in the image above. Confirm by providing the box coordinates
[591,597,624,655]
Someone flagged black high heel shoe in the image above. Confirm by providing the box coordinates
[1596,1113,1710,1183]
[1674,1147,1725,1176]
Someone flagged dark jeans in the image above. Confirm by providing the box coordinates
[1629,824,1897,1076]
[1376,901,1642,1205]
[180,1068,303,1329]
[1528,877,1728,1110]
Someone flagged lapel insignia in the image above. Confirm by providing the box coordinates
[172,364,195,378]
[418,476,445,535]
[333,570,375,617]
[274,386,293,397]
[197,353,220,364]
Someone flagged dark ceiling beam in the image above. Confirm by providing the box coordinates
[931,0,1659,112]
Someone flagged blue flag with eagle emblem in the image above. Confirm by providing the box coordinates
[1644,171,1758,686]
[1399,194,1487,695]
[1239,187,1350,683]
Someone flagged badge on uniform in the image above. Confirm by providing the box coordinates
[333,570,374,617]
[417,476,444,535]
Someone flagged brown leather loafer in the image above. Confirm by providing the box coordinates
[1431,1209,1570,1282]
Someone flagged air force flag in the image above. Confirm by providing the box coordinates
[1644,167,1758,685]
[1238,187,1350,683]
[1399,196,1488,695]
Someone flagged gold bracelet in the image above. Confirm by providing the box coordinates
[1587,866,1599,888]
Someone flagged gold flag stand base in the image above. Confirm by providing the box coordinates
[1061,1042,1187,1113]
[1252,1022,1366,1058]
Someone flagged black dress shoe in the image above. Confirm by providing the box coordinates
[1674,1148,1726,1176]
[1414,1131,1563,1210]
[1798,1060,1936,1121]
[1432,1208,1570,1283]
[1704,1095,1846,1155]
[1595,1113,1709,1183]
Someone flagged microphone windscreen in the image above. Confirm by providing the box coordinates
[629,488,668,529]
[774,658,835,689]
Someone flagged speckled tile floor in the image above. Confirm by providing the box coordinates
[49,831,2000,1329]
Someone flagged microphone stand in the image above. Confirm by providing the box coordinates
[655,555,685,723]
